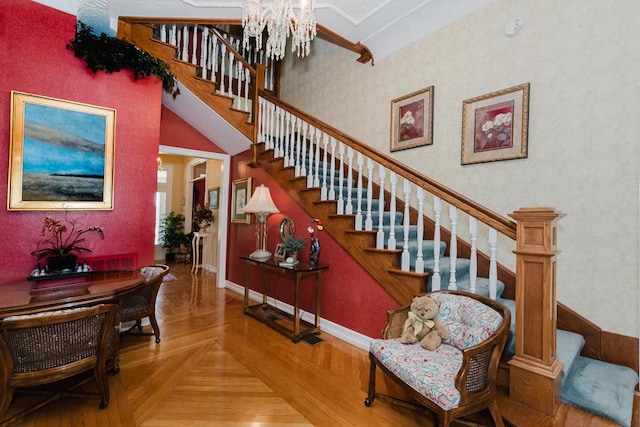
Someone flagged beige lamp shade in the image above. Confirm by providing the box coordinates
[242,185,280,214]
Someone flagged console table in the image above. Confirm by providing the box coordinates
[191,232,211,273]
[240,256,328,342]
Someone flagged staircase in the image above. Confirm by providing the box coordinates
[119,20,638,427]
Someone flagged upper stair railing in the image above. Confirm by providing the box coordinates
[153,23,276,118]
[257,91,518,300]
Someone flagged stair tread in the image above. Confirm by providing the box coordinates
[562,355,638,427]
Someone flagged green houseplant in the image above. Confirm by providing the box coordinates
[282,235,306,260]
[31,216,104,271]
[159,212,189,261]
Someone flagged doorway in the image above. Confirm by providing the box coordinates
[158,145,230,289]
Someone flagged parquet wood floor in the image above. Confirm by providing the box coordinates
[2,262,622,426]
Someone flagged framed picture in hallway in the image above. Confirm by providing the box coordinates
[390,86,434,152]
[231,177,252,224]
[461,83,530,165]
[7,91,115,210]
[208,187,220,209]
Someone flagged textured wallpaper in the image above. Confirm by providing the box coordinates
[280,0,640,337]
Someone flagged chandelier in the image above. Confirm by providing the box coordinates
[242,0,317,60]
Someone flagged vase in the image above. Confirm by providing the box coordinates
[309,236,320,266]
[47,254,77,272]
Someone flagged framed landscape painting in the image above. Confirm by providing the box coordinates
[8,91,115,210]
[461,83,530,165]
[390,86,434,152]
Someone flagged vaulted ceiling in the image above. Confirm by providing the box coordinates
[37,0,495,61]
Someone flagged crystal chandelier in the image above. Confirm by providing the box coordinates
[242,0,317,60]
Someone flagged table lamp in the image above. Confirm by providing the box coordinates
[241,184,280,260]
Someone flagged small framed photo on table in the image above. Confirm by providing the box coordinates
[274,243,285,261]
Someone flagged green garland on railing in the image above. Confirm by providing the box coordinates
[67,23,180,97]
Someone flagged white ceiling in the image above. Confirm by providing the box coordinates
[35,0,496,155]
[37,0,495,62]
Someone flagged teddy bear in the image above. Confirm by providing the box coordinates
[399,295,449,351]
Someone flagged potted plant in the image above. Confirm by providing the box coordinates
[31,216,104,272]
[193,204,214,232]
[282,235,306,260]
[159,212,188,262]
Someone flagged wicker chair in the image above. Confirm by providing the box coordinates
[120,264,169,343]
[364,290,511,427]
[0,303,120,423]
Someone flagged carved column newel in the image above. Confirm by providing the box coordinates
[508,207,564,416]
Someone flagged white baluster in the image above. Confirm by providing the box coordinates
[227,52,234,99]
[432,196,442,291]
[328,137,337,200]
[337,142,345,214]
[354,153,364,230]
[320,133,329,201]
[191,25,198,64]
[313,132,321,188]
[376,166,386,249]
[170,24,177,46]
[288,116,296,169]
[401,179,411,271]
[258,98,266,143]
[294,119,302,177]
[307,126,316,188]
[345,147,353,213]
[181,26,189,62]
[219,44,226,94]
[243,69,250,113]
[387,172,397,249]
[274,107,283,154]
[211,38,219,80]
[200,27,208,70]
[415,188,425,274]
[469,217,478,294]
[283,112,291,166]
[160,24,167,43]
[448,206,458,290]
[489,228,498,300]
[364,158,374,231]
[300,122,308,177]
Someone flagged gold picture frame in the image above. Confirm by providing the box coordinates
[390,86,434,152]
[461,83,530,165]
[8,91,116,210]
[231,177,252,224]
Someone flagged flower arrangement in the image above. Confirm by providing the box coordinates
[307,218,324,265]
[31,216,104,261]
[399,110,416,132]
[194,204,214,231]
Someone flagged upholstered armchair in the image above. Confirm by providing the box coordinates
[365,290,511,427]
[120,264,169,343]
[0,303,120,423]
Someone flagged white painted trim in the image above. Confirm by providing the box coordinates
[160,145,230,289]
[225,280,372,351]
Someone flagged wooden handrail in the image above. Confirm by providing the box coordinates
[208,27,256,76]
[259,91,516,239]
[119,17,374,65]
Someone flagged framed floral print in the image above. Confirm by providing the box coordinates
[8,91,116,210]
[461,83,530,165]
[231,177,252,224]
[390,86,434,152]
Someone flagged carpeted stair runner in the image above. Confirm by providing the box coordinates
[562,355,638,427]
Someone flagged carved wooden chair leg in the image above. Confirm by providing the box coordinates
[364,353,377,406]
[149,314,161,343]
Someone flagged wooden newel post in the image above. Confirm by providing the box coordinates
[508,207,564,416]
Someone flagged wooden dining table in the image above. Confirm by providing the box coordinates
[0,270,147,318]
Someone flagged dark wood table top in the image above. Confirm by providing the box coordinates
[0,270,146,317]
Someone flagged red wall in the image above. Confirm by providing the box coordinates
[0,0,161,282]
[160,107,225,152]
[226,151,398,338]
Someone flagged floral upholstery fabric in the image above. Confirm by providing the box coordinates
[431,292,502,350]
[140,266,165,281]
[370,292,504,410]
[370,339,463,410]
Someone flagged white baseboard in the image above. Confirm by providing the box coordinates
[225,280,372,351]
